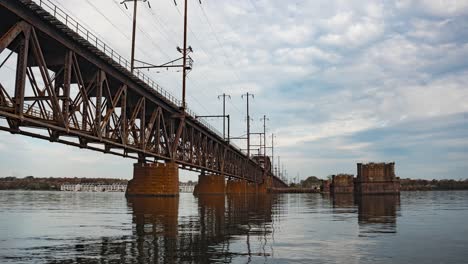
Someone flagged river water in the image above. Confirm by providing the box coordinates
[0,191,467,263]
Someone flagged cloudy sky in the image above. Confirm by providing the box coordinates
[0,0,467,181]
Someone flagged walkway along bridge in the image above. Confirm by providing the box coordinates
[0,0,287,196]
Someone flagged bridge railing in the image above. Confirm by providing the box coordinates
[34,0,181,103]
[33,0,225,141]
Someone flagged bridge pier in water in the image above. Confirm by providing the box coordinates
[126,162,179,197]
[0,0,289,197]
[193,174,226,195]
[226,178,269,194]
[194,175,271,195]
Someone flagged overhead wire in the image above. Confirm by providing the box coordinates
[79,0,167,67]
[146,8,179,47]
[170,2,246,116]
[110,0,172,60]
[197,3,244,83]
[84,0,131,41]
[248,0,260,13]
[194,2,250,116]
[109,0,214,116]
[85,0,245,119]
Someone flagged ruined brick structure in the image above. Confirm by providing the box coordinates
[331,174,354,193]
[355,162,400,194]
[321,180,330,193]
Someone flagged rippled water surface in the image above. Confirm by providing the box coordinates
[1,191,468,263]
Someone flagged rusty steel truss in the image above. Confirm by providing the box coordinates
[0,0,287,186]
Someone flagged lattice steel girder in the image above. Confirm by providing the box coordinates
[0,0,283,184]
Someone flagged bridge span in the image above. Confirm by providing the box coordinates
[0,0,287,195]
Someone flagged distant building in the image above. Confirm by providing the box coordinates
[355,162,400,194]
[60,183,127,192]
[180,182,196,193]
[61,184,81,192]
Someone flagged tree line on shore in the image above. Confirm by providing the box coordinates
[288,176,468,191]
[0,176,128,191]
[1,176,468,191]
[400,178,468,191]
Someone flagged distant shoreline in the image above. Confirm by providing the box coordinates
[400,178,468,191]
[1,176,467,192]
[0,176,128,191]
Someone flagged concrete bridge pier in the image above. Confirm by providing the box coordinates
[194,175,272,195]
[193,173,226,195]
[226,179,258,194]
[126,162,179,197]
[257,176,272,194]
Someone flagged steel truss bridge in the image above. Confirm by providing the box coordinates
[0,0,287,187]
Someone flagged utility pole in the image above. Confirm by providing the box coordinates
[196,114,230,142]
[120,0,151,73]
[278,156,280,178]
[241,93,254,157]
[126,0,195,112]
[131,0,137,73]
[218,93,231,140]
[271,133,275,175]
[181,0,188,110]
[260,115,269,157]
[260,115,269,175]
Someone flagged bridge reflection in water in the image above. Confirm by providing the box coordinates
[125,194,400,263]
[7,193,403,263]
[124,195,276,263]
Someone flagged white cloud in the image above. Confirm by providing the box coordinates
[319,19,384,47]
[276,113,378,148]
[274,46,341,64]
[0,0,465,180]
[323,12,354,31]
[267,24,313,45]
[418,0,468,16]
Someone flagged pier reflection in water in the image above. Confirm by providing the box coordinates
[356,195,400,235]
[2,191,468,263]
[329,193,400,235]
[126,194,277,263]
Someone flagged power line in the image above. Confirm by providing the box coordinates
[170,2,245,116]
[84,0,131,41]
[248,0,260,13]
[112,0,212,115]
[112,0,172,60]
[241,92,254,157]
[195,3,250,116]
[146,8,179,46]
[198,3,244,83]
[218,93,231,139]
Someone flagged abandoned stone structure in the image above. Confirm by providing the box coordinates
[321,180,330,193]
[355,162,400,194]
[330,174,354,193]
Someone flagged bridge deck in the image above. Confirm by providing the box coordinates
[0,0,287,187]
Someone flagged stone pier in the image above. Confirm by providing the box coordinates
[321,180,330,193]
[331,174,354,193]
[126,162,179,197]
[193,174,225,195]
[226,179,258,194]
[355,162,400,194]
[257,176,272,194]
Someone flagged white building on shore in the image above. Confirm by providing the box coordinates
[60,183,127,192]
[179,182,196,193]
